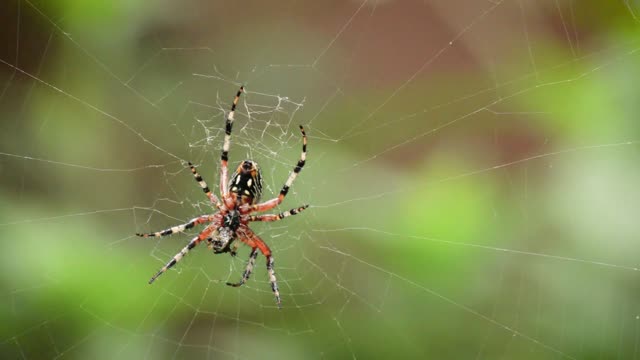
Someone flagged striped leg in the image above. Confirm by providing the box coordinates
[249,126,307,213]
[136,215,211,238]
[267,256,281,308]
[220,86,244,198]
[249,205,309,222]
[188,162,221,207]
[148,227,215,284]
[226,248,258,287]
[236,226,281,308]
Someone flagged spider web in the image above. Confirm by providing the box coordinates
[2,0,640,358]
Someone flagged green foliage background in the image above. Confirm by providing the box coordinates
[1,1,640,359]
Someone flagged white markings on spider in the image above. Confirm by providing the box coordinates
[135,87,309,309]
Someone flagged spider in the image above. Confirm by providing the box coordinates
[136,86,308,308]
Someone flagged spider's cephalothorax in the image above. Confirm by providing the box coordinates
[229,160,263,205]
[223,210,241,230]
[136,86,309,308]
[211,228,234,252]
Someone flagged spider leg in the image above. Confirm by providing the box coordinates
[229,242,239,257]
[266,255,280,308]
[234,227,281,308]
[188,162,221,208]
[226,247,258,287]
[249,205,309,222]
[248,126,307,213]
[220,86,244,199]
[148,227,214,284]
[136,215,211,238]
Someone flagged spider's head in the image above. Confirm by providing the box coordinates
[211,211,240,251]
[211,228,233,252]
[229,160,263,205]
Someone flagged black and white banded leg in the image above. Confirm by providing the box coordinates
[220,86,244,198]
[249,205,309,222]
[148,230,211,284]
[226,248,259,287]
[136,215,211,238]
[267,256,281,308]
[250,125,307,213]
[188,162,221,208]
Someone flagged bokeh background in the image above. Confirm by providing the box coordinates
[2,0,640,359]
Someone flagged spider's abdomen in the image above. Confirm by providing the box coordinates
[229,160,263,205]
